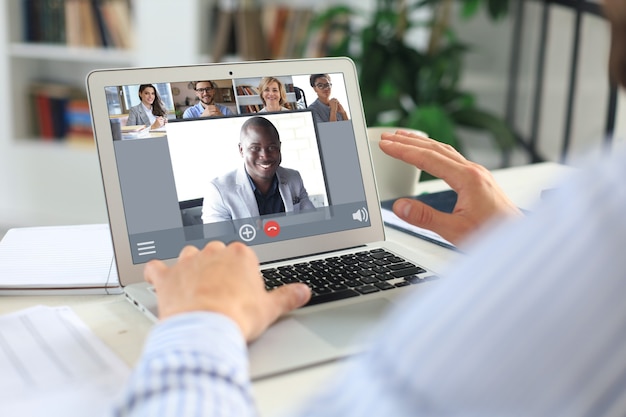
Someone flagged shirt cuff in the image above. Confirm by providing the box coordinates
[142,312,249,375]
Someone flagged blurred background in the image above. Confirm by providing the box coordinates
[0,0,623,237]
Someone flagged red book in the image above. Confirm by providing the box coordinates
[36,94,55,140]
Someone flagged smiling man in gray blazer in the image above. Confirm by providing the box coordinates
[202,116,315,224]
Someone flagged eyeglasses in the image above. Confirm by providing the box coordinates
[315,83,332,90]
[195,87,214,93]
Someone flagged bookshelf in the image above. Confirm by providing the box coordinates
[0,0,213,227]
[0,0,339,228]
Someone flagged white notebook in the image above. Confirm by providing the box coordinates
[0,224,121,294]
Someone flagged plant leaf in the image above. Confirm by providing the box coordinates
[451,107,517,151]
[460,0,481,19]
[486,0,510,20]
[406,105,462,152]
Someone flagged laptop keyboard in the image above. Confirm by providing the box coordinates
[261,248,438,307]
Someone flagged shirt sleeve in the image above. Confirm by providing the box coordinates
[126,106,138,126]
[109,312,257,417]
[294,146,626,416]
[111,145,626,417]
[220,104,234,116]
[182,105,198,119]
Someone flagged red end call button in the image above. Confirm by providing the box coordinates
[264,220,280,238]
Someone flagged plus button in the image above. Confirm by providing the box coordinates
[238,224,257,242]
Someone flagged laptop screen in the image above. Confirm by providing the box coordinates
[101,70,373,265]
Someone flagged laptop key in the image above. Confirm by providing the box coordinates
[387,262,417,271]
[329,283,348,291]
[355,285,380,294]
[305,289,360,306]
[359,276,379,284]
[377,273,395,281]
[344,279,361,288]
[369,251,388,259]
[375,281,394,290]
[391,266,427,278]
[313,286,333,294]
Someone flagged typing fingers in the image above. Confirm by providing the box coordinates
[178,245,199,261]
[143,259,168,286]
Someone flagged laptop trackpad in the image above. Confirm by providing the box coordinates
[296,298,391,349]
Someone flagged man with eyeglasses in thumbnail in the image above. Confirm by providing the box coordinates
[183,80,234,118]
[308,74,349,124]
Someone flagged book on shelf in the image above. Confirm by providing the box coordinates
[21,0,133,49]
[211,5,313,60]
[236,85,260,96]
[98,0,135,49]
[235,85,263,113]
[66,98,95,143]
[22,0,66,44]
[264,6,313,59]
[29,81,94,142]
[211,7,236,62]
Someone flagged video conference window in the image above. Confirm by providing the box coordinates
[105,72,365,256]
[167,111,328,226]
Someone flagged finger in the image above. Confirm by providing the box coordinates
[379,140,469,188]
[393,199,466,244]
[226,241,259,263]
[178,245,199,261]
[266,283,311,318]
[381,131,462,161]
[380,132,465,163]
[201,240,227,256]
[394,129,428,140]
[143,259,168,285]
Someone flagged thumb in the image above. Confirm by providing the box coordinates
[267,283,311,316]
[393,198,449,232]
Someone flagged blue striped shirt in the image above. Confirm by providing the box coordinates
[111,143,626,416]
[111,313,255,417]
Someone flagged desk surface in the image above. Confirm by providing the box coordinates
[0,162,571,417]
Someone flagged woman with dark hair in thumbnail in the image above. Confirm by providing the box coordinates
[127,84,168,130]
[308,73,349,123]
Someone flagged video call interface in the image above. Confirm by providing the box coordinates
[105,73,370,264]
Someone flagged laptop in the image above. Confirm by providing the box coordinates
[86,57,441,380]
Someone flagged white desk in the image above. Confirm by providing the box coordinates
[0,162,571,417]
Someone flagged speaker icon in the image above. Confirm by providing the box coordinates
[352,207,369,222]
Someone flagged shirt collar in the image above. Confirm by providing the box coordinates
[245,170,279,196]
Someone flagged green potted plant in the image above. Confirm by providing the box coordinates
[309,0,515,169]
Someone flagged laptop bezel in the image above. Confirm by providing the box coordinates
[86,57,386,287]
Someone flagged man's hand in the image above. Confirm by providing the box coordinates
[144,241,311,342]
[201,105,223,117]
[379,130,522,245]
